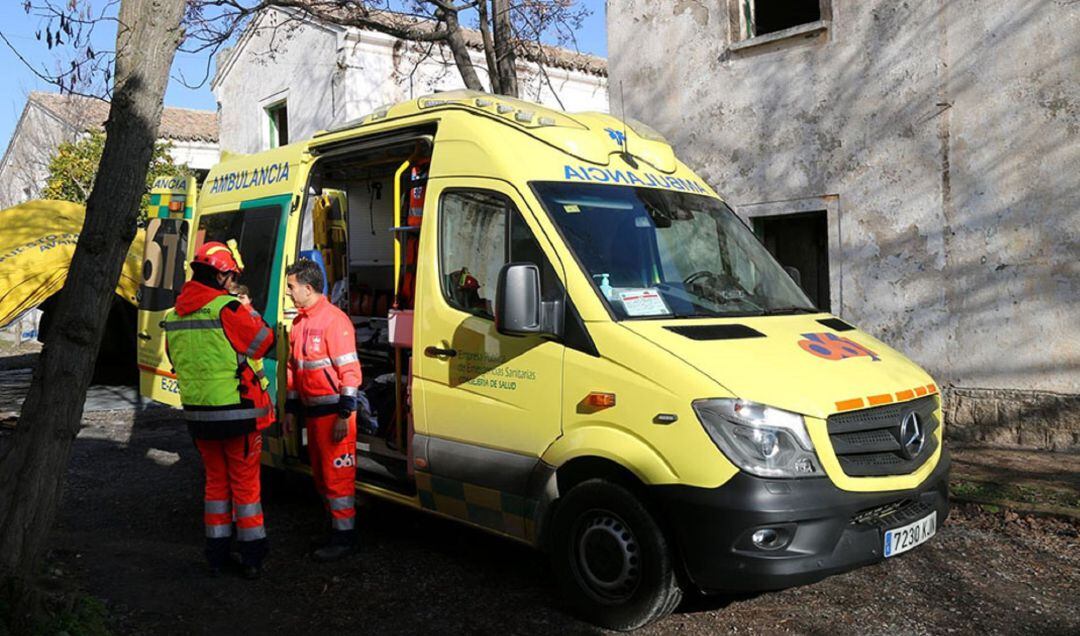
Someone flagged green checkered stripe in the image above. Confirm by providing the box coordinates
[148,193,191,219]
[416,472,538,542]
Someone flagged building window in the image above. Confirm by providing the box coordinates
[266,101,288,148]
[732,0,830,47]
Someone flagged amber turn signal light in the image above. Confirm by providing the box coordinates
[168,200,183,212]
[585,392,616,409]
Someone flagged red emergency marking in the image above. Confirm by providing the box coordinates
[836,382,940,414]
[868,393,893,406]
[798,332,881,362]
[835,398,865,412]
[138,363,176,379]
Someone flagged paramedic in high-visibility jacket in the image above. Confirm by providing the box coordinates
[165,241,275,579]
[283,258,362,561]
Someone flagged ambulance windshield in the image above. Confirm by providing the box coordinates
[532,182,815,320]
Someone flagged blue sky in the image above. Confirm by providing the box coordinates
[0,0,608,153]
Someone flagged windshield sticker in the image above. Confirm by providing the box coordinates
[799,332,881,362]
[563,204,581,213]
[618,289,671,317]
[563,165,708,194]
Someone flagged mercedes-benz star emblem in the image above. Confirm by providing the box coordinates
[899,411,925,460]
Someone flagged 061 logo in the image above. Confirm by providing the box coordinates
[798,332,880,362]
[332,452,355,468]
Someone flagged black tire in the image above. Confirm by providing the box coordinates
[548,479,683,631]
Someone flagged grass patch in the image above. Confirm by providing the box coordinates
[0,592,111,636]
[45,594,111,636]
[950,478,1080,510]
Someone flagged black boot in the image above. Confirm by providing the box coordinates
[237,537,268,579]
[313,530,356,562]
[205,536,230,576]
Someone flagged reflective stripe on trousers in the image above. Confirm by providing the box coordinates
[235,500,266,541]
[328,496,354,511]
[206,523,231,538]
[331,516,356,531]
[204,499,231,538]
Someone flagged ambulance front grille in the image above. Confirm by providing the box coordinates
[827,395,939,477]
[850,499,933,529]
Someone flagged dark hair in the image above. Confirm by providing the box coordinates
[286,258,324,293]
[191,261,227,288]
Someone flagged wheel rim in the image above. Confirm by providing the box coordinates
[571,510,641,603]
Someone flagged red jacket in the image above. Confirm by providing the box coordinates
[171,280,275,430]
[286,296,362,417]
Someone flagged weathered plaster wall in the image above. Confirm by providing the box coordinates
[608,0,1079,448]
[0,103,72,209]
[213,12,342,154]
[214,9,609,155]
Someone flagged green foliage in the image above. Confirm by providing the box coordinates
[42,131,190,210]
[0,591,111,636]
[45,594,111,636]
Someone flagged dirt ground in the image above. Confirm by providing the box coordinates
[7,409,1078,635]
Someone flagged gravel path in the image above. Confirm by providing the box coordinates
[24,411,1080,635]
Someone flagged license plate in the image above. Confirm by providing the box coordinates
[884,512,936,557]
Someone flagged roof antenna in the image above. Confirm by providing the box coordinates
[618,81,638,169]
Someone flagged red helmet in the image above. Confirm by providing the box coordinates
[193,241,242,274]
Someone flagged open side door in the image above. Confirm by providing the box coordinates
[137,175,197,405]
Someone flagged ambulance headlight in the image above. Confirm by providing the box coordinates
[693,399,823,479]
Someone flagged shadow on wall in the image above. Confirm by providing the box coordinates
[611,0,1079,449]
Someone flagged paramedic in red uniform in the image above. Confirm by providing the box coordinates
[283,258,362,561]
[165,242,275,579]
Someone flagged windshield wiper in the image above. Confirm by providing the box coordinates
[761,306,820,315]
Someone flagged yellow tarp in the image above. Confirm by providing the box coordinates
[0,199,142,328]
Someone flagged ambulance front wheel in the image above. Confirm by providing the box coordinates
[548,479,683,631]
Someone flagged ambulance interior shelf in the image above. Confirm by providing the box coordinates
[300,135,432,472]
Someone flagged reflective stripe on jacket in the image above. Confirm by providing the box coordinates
[166,281,276,437]
[166,295,244,408]
[287,296,361,414]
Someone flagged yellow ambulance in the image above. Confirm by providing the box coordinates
[137,90,949,630]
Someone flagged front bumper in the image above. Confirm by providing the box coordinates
[652,450,950,593]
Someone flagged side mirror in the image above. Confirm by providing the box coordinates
[783,265,802,288]
[495,263,562,338]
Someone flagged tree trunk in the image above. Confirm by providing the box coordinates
[476,1,501,94]
[0,0,185,630]
[491,0,519,97]
[438,8,485,92]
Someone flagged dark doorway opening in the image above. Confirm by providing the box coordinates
[753,211,830,311]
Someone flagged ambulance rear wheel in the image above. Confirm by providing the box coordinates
[549,479,683,631]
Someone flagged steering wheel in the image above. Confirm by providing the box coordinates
[683,270,717,289]
[683,270,755,306]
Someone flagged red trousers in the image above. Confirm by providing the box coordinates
[195,431,266,565]
[307,412,357,535]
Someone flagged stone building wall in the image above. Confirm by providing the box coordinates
[607,0,1079,449]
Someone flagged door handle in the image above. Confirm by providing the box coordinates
[137,331,152,341]
[424,346,457,358]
